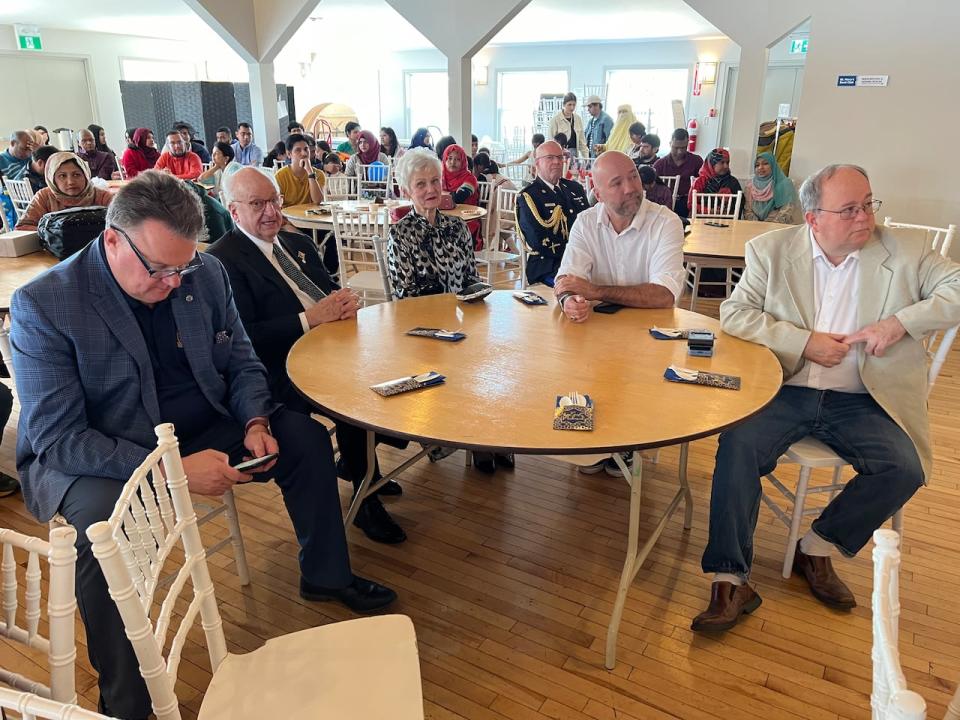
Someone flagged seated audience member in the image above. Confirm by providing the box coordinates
[600,107,639,155]
[174,122,211,164]
[263,140,288,168]
[653,129,703,217]
[434,135,457,161]
[0,383,20,497]
[516,140,589,287]
[184,178,234,241]
[322,152,343,177]
[276,133,325,207]
[689,147,743,215]
[215,126,232,145]
[408,127,433,150]
[505,133,545,167]
[287,121,306,135]
[549,92,586,159]
[555,151,684,474]
[389,149,512,474]
[552,133,572,164]
[743,151,800,224]
[231,123,263,166]
[10,171,397,719]
[0,131,34,180]
[197,141,239,198]
[124,128,136,145]
[634,133,660,167]
[442,144,481,247]
[77,128,116,181]
[154,130,203,181]
[25,145,57,193]
[87,124,117,166]
[638,166,674,208]
[209,167,407,543]
[336,121,361,155]
[470,134,479,157]
[344,130,390,178]
[316,140,332,155]
[16,151,113,231]
[380,126,404,159]
[627,125,653,164]
[121,128,160,179]
[33,125,50,145]
[692,164,960,632]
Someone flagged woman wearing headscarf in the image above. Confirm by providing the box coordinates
[689,147,742,216]
[408,128,433,151]
[15,151,113,231]
[601,106,639,154]
[344,129,389,178]
[743,151,799,224]
[441,144,481,248]
[121,128,160,179]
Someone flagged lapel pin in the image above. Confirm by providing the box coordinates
[297,251,306,263]
[185,294,194,302]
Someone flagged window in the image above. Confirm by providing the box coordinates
[497,70,569,148]
[121,58,199,81]
[405,71,448,139]
[604,68,689,137]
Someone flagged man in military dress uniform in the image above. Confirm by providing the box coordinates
[516,140,590,287]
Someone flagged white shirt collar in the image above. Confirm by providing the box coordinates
[237,223,278,256]
[808,226,860,269]
[539,176,558,192]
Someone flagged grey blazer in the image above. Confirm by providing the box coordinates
[720,224,960,482]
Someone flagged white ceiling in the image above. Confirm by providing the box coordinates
[0,0,721,50]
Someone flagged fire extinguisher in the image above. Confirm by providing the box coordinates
[687,118,698,153]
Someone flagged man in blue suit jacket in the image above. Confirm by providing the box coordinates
[11,171,395,719]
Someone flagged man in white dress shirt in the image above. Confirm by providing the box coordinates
[554,150,684,476]
[554,150,685,323]
[693,164,960,632]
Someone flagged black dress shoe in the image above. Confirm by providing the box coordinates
[473,452,496,474]
[300,574,397,613]
[376,479,403,496]
[353,496,407,544]
[0,473,20,498]
[495,453,515,469]
[338,457,403,497]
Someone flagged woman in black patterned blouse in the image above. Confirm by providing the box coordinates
[388,148,481,299]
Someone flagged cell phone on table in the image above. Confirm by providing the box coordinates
[704,221,730,228]
[233,453,278,473]
[594,302,625,314]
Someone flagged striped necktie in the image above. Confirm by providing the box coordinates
[273,244,325,302]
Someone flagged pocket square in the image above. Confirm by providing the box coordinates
[215,330,232,344]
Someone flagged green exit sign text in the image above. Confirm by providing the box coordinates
[790,38,808,54]
[14,25,43,52]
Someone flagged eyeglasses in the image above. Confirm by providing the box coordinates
[110,225,203,279]
[536,154,565,163]
[816,199,882,220]
[234,196,284,213]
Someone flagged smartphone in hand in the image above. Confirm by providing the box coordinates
[233,453,278,472]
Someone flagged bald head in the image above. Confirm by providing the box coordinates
[9,131,33,159]
[592,151,644,221]
[78,128,96,154]
[534,140,565,185]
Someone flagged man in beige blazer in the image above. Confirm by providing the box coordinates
[692,164,960,633]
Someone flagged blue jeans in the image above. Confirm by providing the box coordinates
[701,386,923,580]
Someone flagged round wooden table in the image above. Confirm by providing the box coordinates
[682,219,795,310]
[440,204,486,222]
[288,290,781,667]
[282,200,412,232]
[0,251,58,380]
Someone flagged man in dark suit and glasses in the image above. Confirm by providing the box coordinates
[10,171,395,720]
[208,166,407,545]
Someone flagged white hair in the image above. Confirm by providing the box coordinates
[221,165,279,205]
[394,147,442,192]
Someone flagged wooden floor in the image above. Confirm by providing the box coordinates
[1,294,958,719]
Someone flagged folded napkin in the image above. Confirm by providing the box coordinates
[406,327,466,342]
[370,371,446,397]
[663,365,741,390]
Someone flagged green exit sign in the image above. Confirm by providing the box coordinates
[790,38,808,54]
[14,24,43,52]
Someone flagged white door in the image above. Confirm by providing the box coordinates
[0,54,94,139]
[718,64,804,147]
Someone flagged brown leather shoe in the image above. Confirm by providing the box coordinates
[792,541,856,610]
[691,581,762,632]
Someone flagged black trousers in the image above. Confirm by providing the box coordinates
[59,408,351,719]
[0,382,11,437]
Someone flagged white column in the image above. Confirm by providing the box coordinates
[448,55,472,148]
[247,61,280,152]
[727,44,768,174]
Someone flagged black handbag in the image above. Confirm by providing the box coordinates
[37,206,108,259]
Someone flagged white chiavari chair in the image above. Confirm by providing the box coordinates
[86,423,424,720]
[659,175,680,210]
[325,174,358,201]
[357,163,393,200]
[3,178,35,222]
[0,526,77,704]
[0,687,114,719]
[686,190,745,310]
[332,209,392,305]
